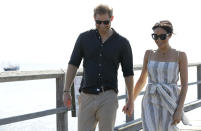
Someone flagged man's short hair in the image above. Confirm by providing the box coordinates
[94,4,113,18]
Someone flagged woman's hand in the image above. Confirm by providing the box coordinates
[172,109,182,125]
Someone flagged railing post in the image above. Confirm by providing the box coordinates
[56,74,68,131]
[125,89,134,122]
[197,65,201,99]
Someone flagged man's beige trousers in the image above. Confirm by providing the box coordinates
[78,90,118,131]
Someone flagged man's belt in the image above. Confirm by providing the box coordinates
[81,86,115,95]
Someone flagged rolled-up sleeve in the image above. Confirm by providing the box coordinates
[68,34,83,68]
[120,40,134,77]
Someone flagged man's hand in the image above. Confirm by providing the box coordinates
[122,100,134,117]
[63,92,72,109]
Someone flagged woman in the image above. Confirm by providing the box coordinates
[128,20,190,130]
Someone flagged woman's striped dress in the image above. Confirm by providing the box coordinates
[142,58,190,131]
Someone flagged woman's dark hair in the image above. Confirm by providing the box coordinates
[152,20,173,34]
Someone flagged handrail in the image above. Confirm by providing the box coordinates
[0,62,201,131]
[0,107,69,126]
[1,63,201,82]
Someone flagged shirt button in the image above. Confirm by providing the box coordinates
[99,53,102,56]
[98,73,101,76]
[99,64,102,67]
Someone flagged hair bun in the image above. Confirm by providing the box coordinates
[152,20,173,34]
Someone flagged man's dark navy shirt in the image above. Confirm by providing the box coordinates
[69,29,134,93]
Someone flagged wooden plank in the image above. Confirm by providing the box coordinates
[197,65,201,99]
[118,95,127,100]
[56,75,68,131]
[0,70,64,82]
[133,64,143,71]
[71,84,76,117]
[184,99,201,112]
[125,90,134,122]
[76,68,83,76]
[188,63,201,67]
[0,107,68,126]
[114,118,142,131]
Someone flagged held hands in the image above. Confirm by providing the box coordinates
[172,109,182,125]
[63,92,72,109]
[122,100,134,117]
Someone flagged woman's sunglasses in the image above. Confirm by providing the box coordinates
[151,33,169,40]
[95,20,110,25]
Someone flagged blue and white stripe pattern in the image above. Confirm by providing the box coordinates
[142,60,190,131]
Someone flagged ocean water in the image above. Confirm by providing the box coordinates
[0,63,198,131]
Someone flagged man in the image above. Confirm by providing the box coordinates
[63,4,134,131]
